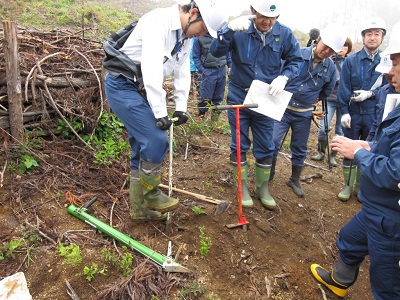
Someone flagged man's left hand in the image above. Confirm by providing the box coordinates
[173,111,188,126]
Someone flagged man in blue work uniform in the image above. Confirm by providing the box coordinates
[337,17,387,201]
[310,21,400,299]
[271,24,347,197]
[210,0,303,210]
[192,33,231,122]
[103,0,228,220]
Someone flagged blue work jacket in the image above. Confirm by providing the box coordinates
[210,21,302,91]
[367,84,397,141]
[285,46,336,108]
[356,98,400,222]
[338,48,387,115]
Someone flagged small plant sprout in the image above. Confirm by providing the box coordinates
[198,226,212,257]
[192,206,207,215]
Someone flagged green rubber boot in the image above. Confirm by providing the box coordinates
[311,139,327,161]
[139,160,179,213]
[255,164,276,210]
[338,166,356,201]
[129,170,167,220]
[232,164,253,207]
[328,150,338,167]
[353,167,362,196]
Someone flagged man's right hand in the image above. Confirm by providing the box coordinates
[156,116,172,130]
[228,15,256,31]
[341,113,351,128]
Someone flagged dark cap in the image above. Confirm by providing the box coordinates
[309,28,320,40]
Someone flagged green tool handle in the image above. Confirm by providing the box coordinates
[67,204,167,265]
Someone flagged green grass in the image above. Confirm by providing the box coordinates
[1,0,135,40]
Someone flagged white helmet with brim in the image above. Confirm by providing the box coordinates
[320,23,347,53]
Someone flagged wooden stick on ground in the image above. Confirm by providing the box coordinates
[159,184,225,205]
[158,184,230,214]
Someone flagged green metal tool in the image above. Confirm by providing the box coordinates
[67,199,190,273]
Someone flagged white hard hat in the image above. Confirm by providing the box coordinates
[320,23,347,53]
[194,0,228,38]
[381,21,400,56]
[250,0,280,17]
[376,55,392,74]
[361,16,387,36]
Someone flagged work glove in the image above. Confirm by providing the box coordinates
[173,111,188,126]
[269,75,288,97]
[228,15,256,31]
[350,90,373,102]
[156,116,172,130]
[341,113,351,128]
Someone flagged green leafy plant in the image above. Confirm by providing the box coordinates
[83,262,107,281]
[192,206,207,216]
[101,247,133,277]
[119,252,134,277]
[18,154,39,174]
[0,239,23,260]
[55,117,89,141]
[198,226,212,257]
[92,112,129,166]
[58,242,82,267]
[0,236,39,265]
[179,282,206,300]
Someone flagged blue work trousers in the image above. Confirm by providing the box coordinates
[226,87,275,162]
[104,74,169,169]
[198,67,226,114]
[337,207,400,299]
[273,109,312,166]
[317,100,343,140]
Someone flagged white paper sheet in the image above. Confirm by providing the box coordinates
[243,80,292,121]
[382,94,400,121]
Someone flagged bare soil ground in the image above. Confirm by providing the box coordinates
[0,101,374,300]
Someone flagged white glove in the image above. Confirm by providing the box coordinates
[228,15,256,31]
[269,76,288,97]
[350,90,373,102]
[341,113,351,128]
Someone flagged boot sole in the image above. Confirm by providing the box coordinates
[130,214,168,221]
[147,201,180,213]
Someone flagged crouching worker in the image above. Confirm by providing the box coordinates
[103,0,228,220]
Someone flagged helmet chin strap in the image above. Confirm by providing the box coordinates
[183,16,203,36]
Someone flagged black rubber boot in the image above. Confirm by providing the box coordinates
[269,159,277,182]
[287,165,304,197]
[310,257,359,297]
[139,160,179,213]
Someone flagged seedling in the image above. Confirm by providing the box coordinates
[83,262,107,281]
[198,226,212,257]
[192,206,207,216]
[58,242,82,267]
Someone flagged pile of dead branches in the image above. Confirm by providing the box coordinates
[0,25,106,134]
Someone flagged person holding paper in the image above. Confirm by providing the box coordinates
[210,0,302,210]
[271,23,347,197]
[337,17,387,202]
[310,22,400,298]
